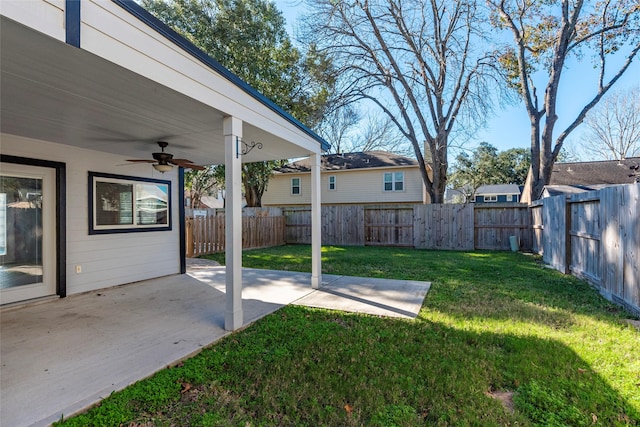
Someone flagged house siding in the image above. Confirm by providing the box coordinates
[1,0,66,42]
[2,133,180,296]
[262,166,426,205]
[475,194,520,203]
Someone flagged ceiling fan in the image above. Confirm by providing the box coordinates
[127,141,205,172]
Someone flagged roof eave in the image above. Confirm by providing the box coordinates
[113,0,330,152]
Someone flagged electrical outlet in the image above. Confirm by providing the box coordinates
[75,265,82,274]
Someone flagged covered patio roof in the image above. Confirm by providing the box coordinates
[0,2,328,165]
[1,0,326,331]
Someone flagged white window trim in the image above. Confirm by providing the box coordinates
[383,171,405,192]
[485,195,498,202]
[328,175,336,191]
[291,177,301,196]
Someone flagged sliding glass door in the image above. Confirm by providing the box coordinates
[0,163,56,305]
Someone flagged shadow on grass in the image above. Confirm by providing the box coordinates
[57,306,639,427]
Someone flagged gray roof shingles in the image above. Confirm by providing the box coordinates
[475,184,521,195]
[550,157,640,186]
[276,151,418,173]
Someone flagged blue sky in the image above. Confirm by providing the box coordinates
[274,0,639,157]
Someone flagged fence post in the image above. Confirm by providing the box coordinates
[471,204,476,249]
[186,218,194,258]
[565,196,572,275]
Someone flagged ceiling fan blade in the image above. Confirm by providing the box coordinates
[170,161,206,170]
[126,142,206,171]
[186,164,206,171]
[170,159,204,167]
[127,159,157,163]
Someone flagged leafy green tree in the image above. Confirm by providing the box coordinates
[184,167,223,208]
[488,0,640,201]
[241,161,285,207]
[449,142,530,202]
[142,0,334,206]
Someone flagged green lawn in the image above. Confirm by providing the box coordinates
[57,246,639,426]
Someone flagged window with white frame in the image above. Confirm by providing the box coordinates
[328,175,336,191]
[291,177,301,195]
[383,172,404,191]
[485,195,498,202]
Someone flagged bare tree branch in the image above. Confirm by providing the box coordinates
[301,0,494,202]
[580,85,640,160]
[488,0,640,201]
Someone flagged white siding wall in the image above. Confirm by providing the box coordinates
[262,167,426,205]
[2,133,180,296]
[0,0,66,42]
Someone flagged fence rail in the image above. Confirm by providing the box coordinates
[281,203,530,250]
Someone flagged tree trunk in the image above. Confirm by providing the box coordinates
[429,133,449,204]
[430,159,448,203]
[522,114,543,203]
[253,186,262,207]
[244,185,261,207]
[191,192,201,209]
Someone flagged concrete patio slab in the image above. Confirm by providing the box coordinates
[295,274,430,318]
[1,263,429,427]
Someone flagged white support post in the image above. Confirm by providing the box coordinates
[311,152,322,289]
[224,116,243,330]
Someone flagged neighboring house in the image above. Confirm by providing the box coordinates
[521,157,640,202]
[549,157,640,186]
[1,1,328,330]
[444,187,467,203]
[473,184,522,203]
[546,157,639,199]
[262,151,432,206]
[184,189,225,209]
[541,184,614,198]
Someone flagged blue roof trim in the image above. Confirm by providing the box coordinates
[65,0,81,47]
[112,0,330,152]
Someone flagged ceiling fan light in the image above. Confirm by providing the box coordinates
[153,163,173,173]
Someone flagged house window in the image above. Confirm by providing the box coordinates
[383,172,404,191]
[328,175,336,191]
[89,172,171,234]
[485,195,497,202]
[291,177,301,195]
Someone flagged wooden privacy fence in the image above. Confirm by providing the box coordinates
[282,203,531,251]
[186,203,533,254]
[531,183,640,316]
[185,215,285,257]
